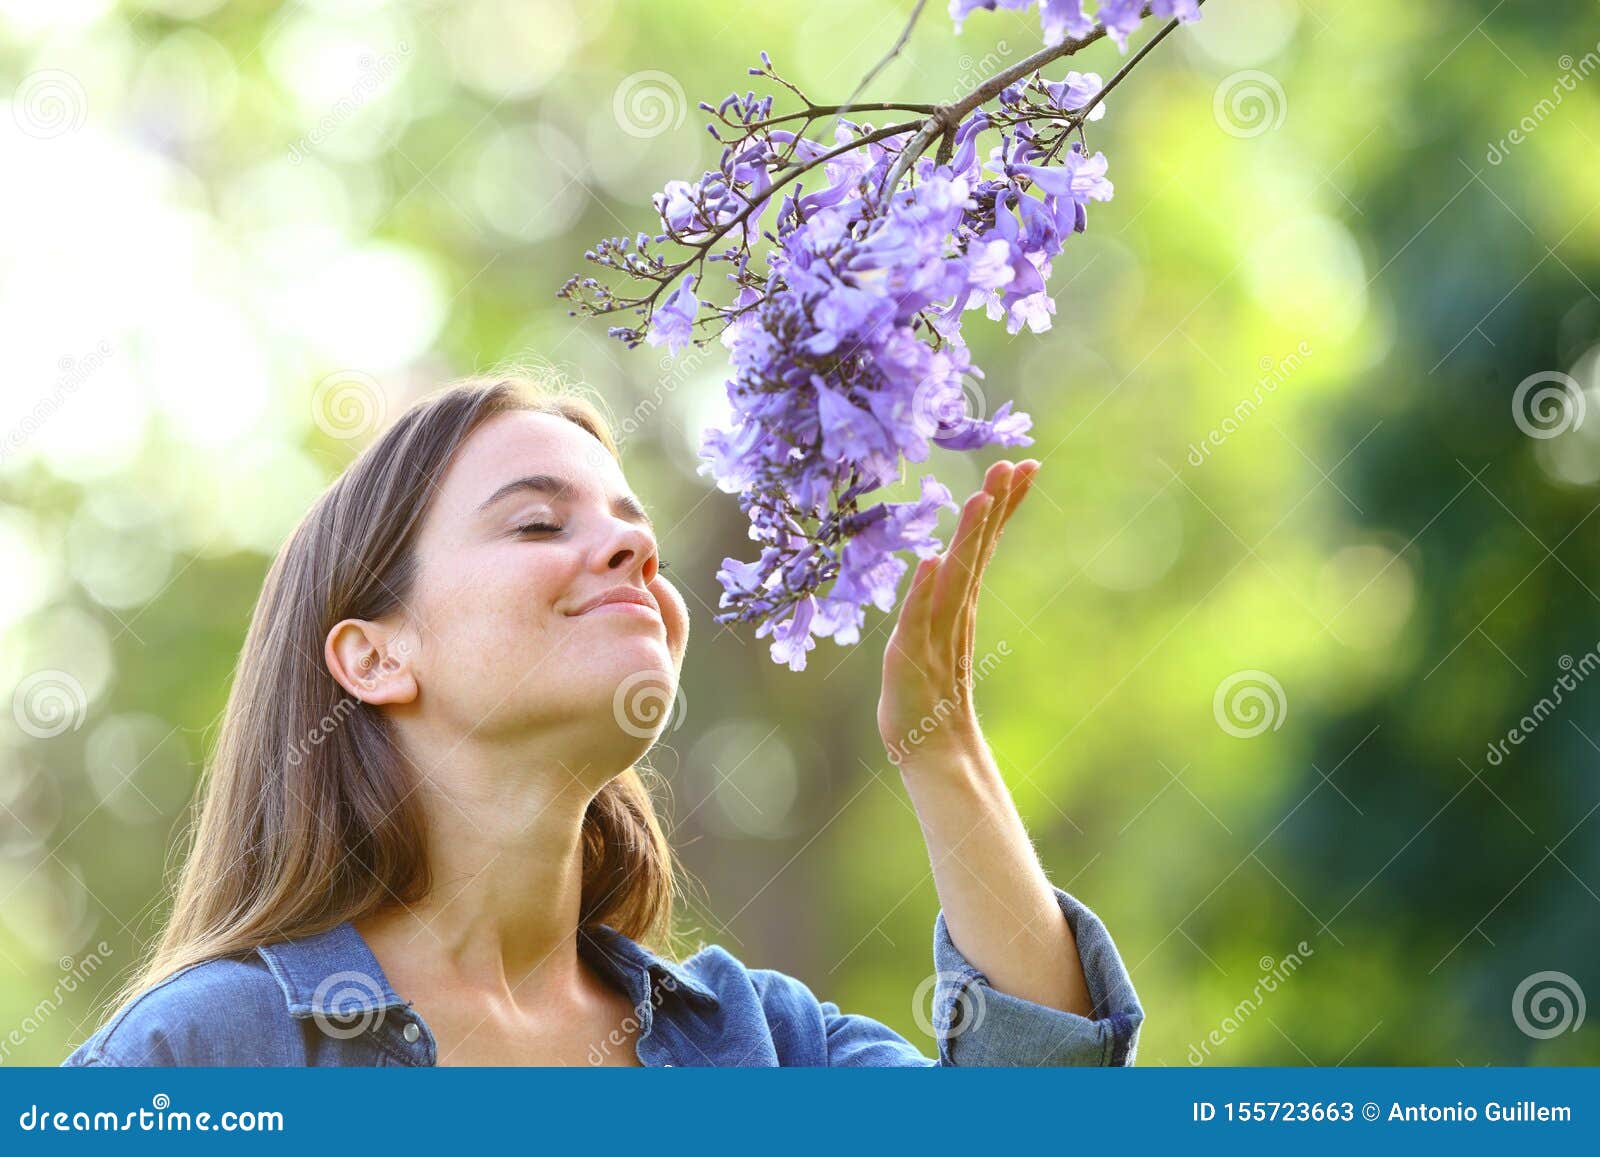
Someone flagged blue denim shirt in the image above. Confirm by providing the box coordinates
[61,886,1141,1067]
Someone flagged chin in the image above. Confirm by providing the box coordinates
[599,658,685,744]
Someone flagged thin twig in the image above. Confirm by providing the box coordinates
[723,102,940,132]
[1044,0,1205,163]
[835,0,929,128]
[1075,3,1200,124]
[593,120,922,317]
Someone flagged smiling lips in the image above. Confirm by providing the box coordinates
[571,586,661,619]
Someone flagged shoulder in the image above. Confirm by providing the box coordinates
[62,954,303,1067]
[676,941,826,1014]
[671,942,832,1065]
[670,942,927,1067]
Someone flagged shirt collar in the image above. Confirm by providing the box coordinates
[578,923,721,1010]
[257,920,719,1018]
[257,922,410,1019]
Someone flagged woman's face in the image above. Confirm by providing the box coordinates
[388,409,688,757]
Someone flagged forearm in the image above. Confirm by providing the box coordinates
[899,738,1094,1019]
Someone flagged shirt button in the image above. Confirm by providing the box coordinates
[403,1023,421,1043]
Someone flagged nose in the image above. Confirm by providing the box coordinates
[598,518,659,581]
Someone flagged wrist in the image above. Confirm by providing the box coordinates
[896,738,1013,834]
[881,701,981,762]
[892,727,993,786]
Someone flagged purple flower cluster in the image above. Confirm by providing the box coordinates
[561,4,1202,669]
[951,0,1201,49]
[700,162,1043,669]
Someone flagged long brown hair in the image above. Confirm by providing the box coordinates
[107,375,680,1015]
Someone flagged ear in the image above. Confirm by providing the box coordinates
[325,619,419,706]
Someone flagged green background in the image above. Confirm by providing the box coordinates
[1,0,1597,1065]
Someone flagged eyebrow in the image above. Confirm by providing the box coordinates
[477,473,654,532]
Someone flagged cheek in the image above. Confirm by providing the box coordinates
[652,577,690,656]
[421,546,571,650]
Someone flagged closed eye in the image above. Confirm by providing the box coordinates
[516,521,669,572]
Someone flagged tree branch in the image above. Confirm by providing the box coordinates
[574,1,1205,330]
[879,0,1204,192]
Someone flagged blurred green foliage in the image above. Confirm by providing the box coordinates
[1,0,1597,1066]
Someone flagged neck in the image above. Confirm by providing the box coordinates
[363,723,623,1006]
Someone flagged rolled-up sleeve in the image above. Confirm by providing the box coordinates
[931,885,1143,1066]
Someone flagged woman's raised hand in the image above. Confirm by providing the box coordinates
[877,458,1039,774]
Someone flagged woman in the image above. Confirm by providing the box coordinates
[62,375,1142,1067]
